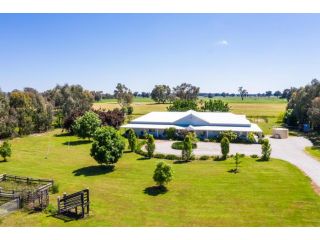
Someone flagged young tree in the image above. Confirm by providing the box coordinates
[151,85,171,103]
[90,126,125,166]
[0,141,12,161]
[220,137,230,160]
[114,83,133,108]
[181,134,193,162]
[127,128,137,152]
[146,134,155,158]
[233,153,241,173]
[261,139,272,161]
[153,161,174,188]
[72,111,101,140]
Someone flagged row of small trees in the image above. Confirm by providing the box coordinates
[220,136,271,161]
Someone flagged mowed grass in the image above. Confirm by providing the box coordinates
[1,129,320,226]
[305,146,320,162]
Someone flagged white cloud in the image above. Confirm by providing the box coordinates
[216,40,229,46]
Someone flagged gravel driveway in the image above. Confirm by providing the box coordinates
[155,137,320,186]
[154,140,261,156]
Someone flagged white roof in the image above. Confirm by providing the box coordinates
[131,110,250,126]
[121,110,263,133]
[121,123,262,133]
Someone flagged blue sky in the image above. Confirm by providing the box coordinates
[0,14,319,93]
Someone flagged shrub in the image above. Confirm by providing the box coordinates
[164,127,176,140]
[201,99,230,112]
[218,131,237,142]
[153,153,166,159]
[220,137,230,160]
[181,135,193,161]
[199,155,210,160]
[153,161,174,187]
[44,203,57,215]
[93,108,125,129]
[165,154,179,160]
[90,126,125,165]
[171,141,197,150]
[72,111,101,140]
[127,128,137,152]
[127,106,133,115]
[250,154,259,158]
[261,139,272,161]
[0,141,11,161]
[247,132,256,143]
[203,138,210,142]
[51,183,59,194]
[146,134,155,158]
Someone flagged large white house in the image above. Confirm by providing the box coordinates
[121,110,263,139]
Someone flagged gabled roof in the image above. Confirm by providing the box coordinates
[131,110,251,127]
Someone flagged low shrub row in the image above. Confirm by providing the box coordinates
[171,141,197,150]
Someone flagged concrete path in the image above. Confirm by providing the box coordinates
[154,137,320,186]
[268,136,320,187]
[154,140,261,156]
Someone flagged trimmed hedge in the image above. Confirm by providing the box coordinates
[171,141,197,150]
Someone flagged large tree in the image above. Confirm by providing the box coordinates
[0,90,16,138]
[308,97,320,129]
[44,84,94,126]
[72,111,101,140]
[9,88,53,135]
[151,85,171,103]
[90,126,125,165]
[93,108,125,129]
[114,83,133,108]
[173,83,199,100]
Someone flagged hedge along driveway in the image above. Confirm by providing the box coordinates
[154,140,261,156]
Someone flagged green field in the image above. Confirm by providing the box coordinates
[97,96,286,104]
[1,129,320,226]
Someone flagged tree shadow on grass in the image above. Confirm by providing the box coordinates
[72,165,114,176]
[143,186,168,196]
[49,212,80,222]
[0,160,7,163]
[228,169,239,174]
[256,158,269,162]
[173,160,189,164]
[137,157,151,160]
[54,132,73,138]
[63,140,92,146]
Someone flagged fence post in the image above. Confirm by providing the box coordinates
[57,196,60,214]
[86,188,90,215]
[81,192,85,218]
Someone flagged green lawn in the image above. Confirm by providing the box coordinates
[305,146,320,162]
[1,129,320,226]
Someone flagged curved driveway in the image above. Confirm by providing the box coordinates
[155,137,320,186]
